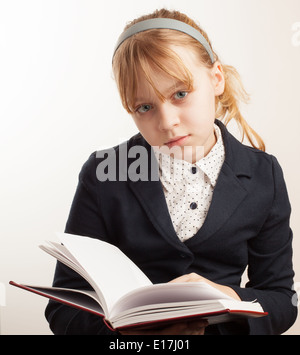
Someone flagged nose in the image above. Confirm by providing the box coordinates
[157,103,180,131]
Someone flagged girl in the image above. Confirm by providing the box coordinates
[45,9,297,335]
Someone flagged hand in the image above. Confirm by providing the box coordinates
[169,273,241,301]
[119,319,208,335]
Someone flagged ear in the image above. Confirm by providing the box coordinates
[212,62,225,96]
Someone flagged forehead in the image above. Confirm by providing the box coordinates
[169,44,209,82]
[170,44,201,67]
[135,45,207,100]
[135,70,185,98]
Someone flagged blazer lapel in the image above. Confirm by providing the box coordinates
[129,178,188,252]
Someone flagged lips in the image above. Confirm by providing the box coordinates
[165,135,190,148]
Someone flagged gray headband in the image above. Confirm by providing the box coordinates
[113,18,215,63]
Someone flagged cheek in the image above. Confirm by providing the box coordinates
[132,119,158,144]
[132,116,146,132]
[183,95,216,126]
[187,83,216,116]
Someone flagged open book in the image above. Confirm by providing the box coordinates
[10,233,267,331]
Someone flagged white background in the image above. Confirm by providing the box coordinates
[1,0,300,334]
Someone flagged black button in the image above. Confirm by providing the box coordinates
[190,202,198,210]
[191,167,197,174]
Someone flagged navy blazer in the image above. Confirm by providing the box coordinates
[45,120,297,335]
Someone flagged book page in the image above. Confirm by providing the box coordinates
[57,233,152,315]
[110,281,233,318]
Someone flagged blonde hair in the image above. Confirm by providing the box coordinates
[112,9,265,151]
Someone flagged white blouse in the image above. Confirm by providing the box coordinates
[155,125,225,242]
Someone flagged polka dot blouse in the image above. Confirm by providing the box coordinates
[155,124,225,242]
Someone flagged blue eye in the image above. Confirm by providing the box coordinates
[137,104,152,113]
[174,91,188,100]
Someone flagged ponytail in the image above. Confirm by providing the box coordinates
[216,64,265,151]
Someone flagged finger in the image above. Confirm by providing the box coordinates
[169,275,189,283]
[170,273,207,283]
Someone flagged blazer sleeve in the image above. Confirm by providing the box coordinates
[45,153,118,335]
[228,156,297,335]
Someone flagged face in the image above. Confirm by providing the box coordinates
[131,45,225,163]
